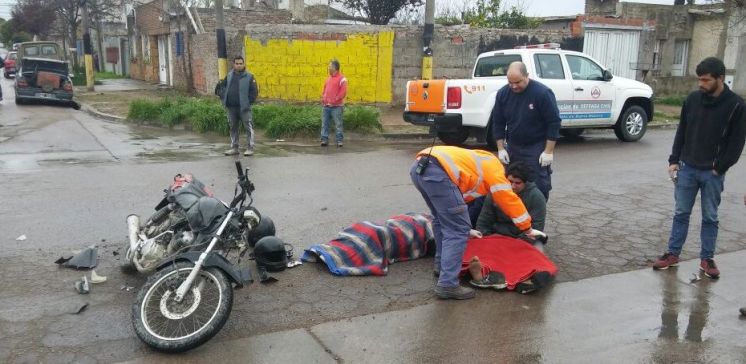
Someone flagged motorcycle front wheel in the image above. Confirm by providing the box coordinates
[131,262,233,352]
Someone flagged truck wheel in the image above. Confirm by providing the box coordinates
[614,105,647,142]
[559,128,584,138]
[437,128,469,146]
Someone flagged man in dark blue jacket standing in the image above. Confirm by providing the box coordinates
[491,61,561,200]
[654,57,746,278]
[221,56,259,156]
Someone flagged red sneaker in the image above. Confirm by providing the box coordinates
[653,252,679,270]
[700,259,720,278]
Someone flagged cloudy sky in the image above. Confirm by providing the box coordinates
[0,0,691,26]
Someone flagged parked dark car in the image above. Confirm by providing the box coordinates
[3,51,16,78]
[14,57,74,105]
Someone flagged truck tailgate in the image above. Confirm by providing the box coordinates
[406,80,446,113]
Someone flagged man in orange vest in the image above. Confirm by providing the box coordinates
[410,146,543,300]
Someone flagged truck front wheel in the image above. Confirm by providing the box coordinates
[438,128,470,146]
[614,105,648,142]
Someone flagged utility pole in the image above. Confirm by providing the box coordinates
[81,0,94,91]
[422,0,435,80]
[215,0,228,80]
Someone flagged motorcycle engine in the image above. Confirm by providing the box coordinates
[167,230,195,255]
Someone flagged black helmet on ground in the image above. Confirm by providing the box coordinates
[247,215,276,247]
[254,236,287,272]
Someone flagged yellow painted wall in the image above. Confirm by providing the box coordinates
[244,31,394,103]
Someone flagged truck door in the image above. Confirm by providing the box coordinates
[565,54,614,126]
[532,53,574,127]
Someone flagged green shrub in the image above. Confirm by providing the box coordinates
[657,95,686,106]
[126,98,381,138]
[344,106,382,132]
[128,99,161,121]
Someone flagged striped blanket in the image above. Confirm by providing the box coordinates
[301,213,434,276]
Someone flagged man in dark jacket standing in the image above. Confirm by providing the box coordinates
[221,56,259,156]
[654,57,746,278]
[491,62,561,200]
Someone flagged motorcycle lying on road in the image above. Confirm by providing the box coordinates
[125,161,259,352]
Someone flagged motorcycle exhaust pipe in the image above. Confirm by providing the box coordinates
[127,214,140,255]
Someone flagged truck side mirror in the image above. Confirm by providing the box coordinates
[603,69,613,81]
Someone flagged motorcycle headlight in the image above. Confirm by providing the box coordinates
[242,209,260,228]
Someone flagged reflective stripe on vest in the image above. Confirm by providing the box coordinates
[430,150,461,183]
[490,183,512,193]
[512,211,531,225]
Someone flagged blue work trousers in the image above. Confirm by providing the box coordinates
[410,159,470,288]
[667,162,724,259]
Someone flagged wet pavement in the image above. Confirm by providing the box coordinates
[2,74,746,362]
[125,250,746,364]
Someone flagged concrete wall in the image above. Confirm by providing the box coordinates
[391,26,579,104]
[185,24,577,104]
[689,17,723,76]
[585,0,619,16]
[244,28,394,102]
[650,76,697,96]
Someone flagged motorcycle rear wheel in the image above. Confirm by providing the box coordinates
[131,262,233,352]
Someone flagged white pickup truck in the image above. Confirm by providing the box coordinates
[403,44,654,147]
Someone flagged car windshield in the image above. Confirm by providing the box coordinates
[9,53,17,60]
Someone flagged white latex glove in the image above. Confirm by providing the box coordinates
[469,229,483,239]
[498,149,510,164]
[539,152,553,167]
[525,229,547,239]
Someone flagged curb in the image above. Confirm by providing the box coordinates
[80,102,126,123]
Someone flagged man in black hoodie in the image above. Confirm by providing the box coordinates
[653,57,746,278]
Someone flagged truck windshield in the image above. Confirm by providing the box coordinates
[474,54,522,77]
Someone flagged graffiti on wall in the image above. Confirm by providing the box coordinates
[245,31,394,103]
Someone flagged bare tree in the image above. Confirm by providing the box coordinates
[11,0,57,39]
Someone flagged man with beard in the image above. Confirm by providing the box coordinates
[221,56,259,156]
[653,57,746,278]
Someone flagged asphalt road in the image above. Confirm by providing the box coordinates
[2,77,746,362]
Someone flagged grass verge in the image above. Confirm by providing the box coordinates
[127,98,382,138]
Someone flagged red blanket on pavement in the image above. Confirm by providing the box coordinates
[460,235,558,290]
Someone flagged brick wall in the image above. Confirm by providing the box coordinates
[195,8,292,32]
[135,0,170,35]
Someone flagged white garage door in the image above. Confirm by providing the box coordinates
[583,27,641,80]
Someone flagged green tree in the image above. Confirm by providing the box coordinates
[463,0,541,29]
[334,0,424,25]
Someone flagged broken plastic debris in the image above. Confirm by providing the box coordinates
[74,276,90,294]
[55,256,73,265]
[16,235,27,241]
[90,270,107,284]
[64,247,98,269]
[120,284,134,292]
[287,260,302,268]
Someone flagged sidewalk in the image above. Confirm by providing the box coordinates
[121,250,746,363]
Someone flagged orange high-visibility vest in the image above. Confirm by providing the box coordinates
[416,146,532,231]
